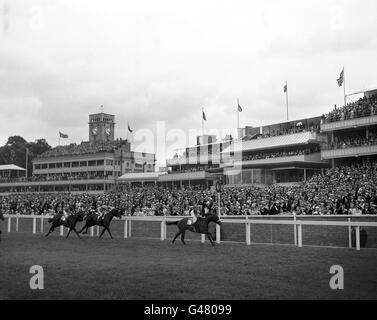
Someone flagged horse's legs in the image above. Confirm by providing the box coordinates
[78,224,87,234]
[106,227,113,239]
[206,232,215,246]
[73,228,81,239]
[66,228,73,238]
[99,227,106,238]
[172,231,181,244]
[180,230,186,245]
[44,226,54,237]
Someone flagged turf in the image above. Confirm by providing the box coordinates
[0,233,376,300]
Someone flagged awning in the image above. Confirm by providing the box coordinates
[0,164,26,171]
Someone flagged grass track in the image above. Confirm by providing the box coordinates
[0,233,376,299]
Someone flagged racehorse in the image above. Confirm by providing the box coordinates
[45,210,86,239]
[78,208,124,238]
[0,210,4,242]
[166,213,222,246]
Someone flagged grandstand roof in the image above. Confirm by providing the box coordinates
[0,164,26,171]
[118,172,165,181]
[221,131,318,154]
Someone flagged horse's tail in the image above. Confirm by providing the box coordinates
[166,221,178,226]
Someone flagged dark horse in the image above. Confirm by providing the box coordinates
[45,211,86,239]
[78,208,124,238]
[0,210,4,242]
[166,214,222,246]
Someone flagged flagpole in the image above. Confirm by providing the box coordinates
[25,147,29,178]
[286,81,289,121]
[343,67,346,107]
[202,107,204,136]
[237,98,240,130]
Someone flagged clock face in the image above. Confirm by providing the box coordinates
[92,127,98,135]
[105,127,111,136]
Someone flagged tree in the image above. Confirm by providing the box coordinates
[0,136,52,176]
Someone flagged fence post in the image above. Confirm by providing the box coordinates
[16,214,19,232]
[355,226,360,251]
[90,226,94,237]
[216,224,221,244]
[129,220,132,237]
[7,216,11,232]
[60,225,64,236]
[297,224,302,248]
[201,234,205,243]
[164,217,167,240]
[124,219,128,238]
[160,220,165,241]
[294,216,297,246]
[246,221,251,245]
[97,226,100,236]
[32,217,36,234]
[348,218,352,249]
[41,216,44,233]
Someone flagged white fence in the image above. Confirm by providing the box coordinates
[3,214,377,251]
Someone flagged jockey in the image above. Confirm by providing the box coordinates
[97,202,112,220]
[187,206,198,225]
[61,203,71,221]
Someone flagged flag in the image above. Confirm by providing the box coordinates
[59,132,68,138]
[337,69,344,87]
[128,123,133,133]
[202,110,207,121]
[237,100,242,112]
[283,83,287,93]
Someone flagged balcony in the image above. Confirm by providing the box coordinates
[321,115,377,132]
[321,145,377,159]
[159,171,213,182]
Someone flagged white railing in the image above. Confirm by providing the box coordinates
[3,214,377,251]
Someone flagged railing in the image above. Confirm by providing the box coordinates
[3,214,377,251]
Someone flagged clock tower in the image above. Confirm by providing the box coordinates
[89,112,115,142]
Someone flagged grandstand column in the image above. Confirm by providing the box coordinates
[303,168,307,182]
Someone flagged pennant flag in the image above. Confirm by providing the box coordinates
[202,110,207,121]
[283,83,287,93]
[337,69,344,87]
[128,123,133,133]
[59,132,68,138]
[237,99,243,112]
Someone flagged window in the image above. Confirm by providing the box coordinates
[97,160,104,166]
[79,161,87,167]
[64,162,71,168]
[35,164,41,170]
[49,163,56,169]
[56,163,62,168]
[106,160,113,166]
[72,161,79,167]
[41,164,48,169]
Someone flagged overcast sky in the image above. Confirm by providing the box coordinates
[1,0,377,166]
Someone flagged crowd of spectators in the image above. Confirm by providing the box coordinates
[255,122,320,140]
[242,147,319,161]
[0,173,112,183]
[324,94,377,123]
[1,162,377,216]
[38,139,125,158]
[325,130,377,150]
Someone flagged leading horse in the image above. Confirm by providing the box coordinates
[45,210,86,239]
[166,214,222,246]
[78,208,124,238]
